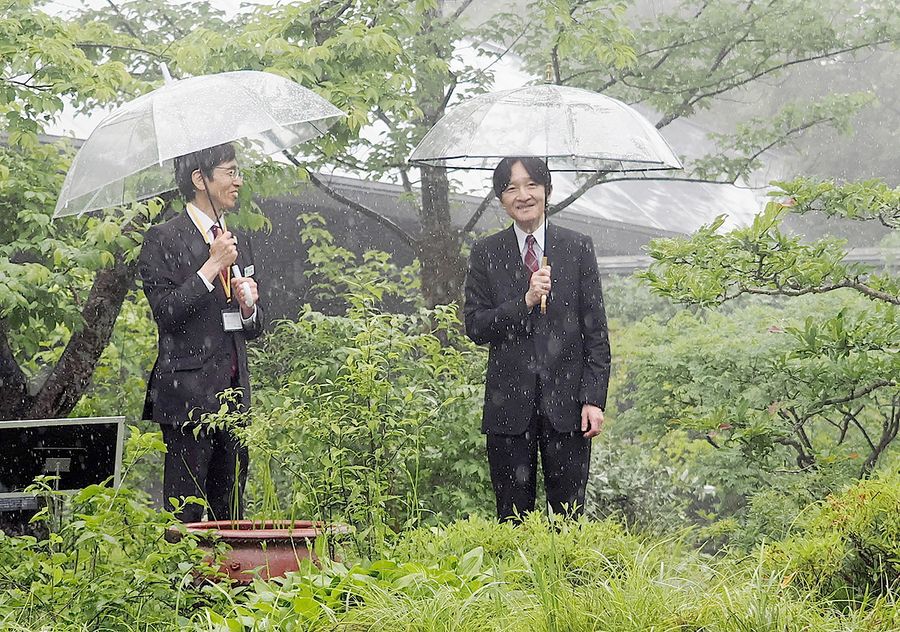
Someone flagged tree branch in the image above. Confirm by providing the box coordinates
[741,282,899,305]
[860,405,898,476]
[75,42,164,58]
[548,170,609,216]
[850,417,878,453]
[462,191,496,235]
[29,259,137,419]
[774,436,814,468]
[308,172,416,247]
[653,40,896,129]
[809,380,897,417]
[451,0,476,21]
[282,151,415,247]
[105,0,140,40]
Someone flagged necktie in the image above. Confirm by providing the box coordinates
[524,234,539,275]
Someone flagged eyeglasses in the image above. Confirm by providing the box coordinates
[213,166,243,181]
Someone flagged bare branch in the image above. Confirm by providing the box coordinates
[451,0,476,21]
[654,40,896,129]
[462,191,496,235]
[548,170,609,216]
[306,172,417,248]
[105,0,140,40]
[284,147,416,247]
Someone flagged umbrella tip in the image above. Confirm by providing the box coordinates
[160,63,174,84]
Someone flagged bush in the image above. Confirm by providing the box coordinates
[0,482,223,631]
[767,472,900,603]
[228,296,492,557]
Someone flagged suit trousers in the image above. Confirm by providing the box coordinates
[485,382,592,523]
[160,419,249,523]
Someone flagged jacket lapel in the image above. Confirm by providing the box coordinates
[499,225,528,289]
[544,222,557,269]
[174,213,228,304]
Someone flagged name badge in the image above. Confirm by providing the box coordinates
[222,309,243,332]
[243,265,255,278]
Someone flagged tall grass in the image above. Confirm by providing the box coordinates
[204,514,899,631]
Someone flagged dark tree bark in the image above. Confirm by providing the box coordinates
[0,257,137,421]
[0,197,175,421]
[26,258,138,419]
[417,165,466,307]
[0,323,32,420]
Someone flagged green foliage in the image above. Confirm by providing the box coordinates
[599,179,898,548]
[229,297,490,557]
[1,439,898,630]
[490,0,636,81]
[691,93,878,182]
[642,180,899,307]
[0,482,222,631]
[643,203,876,307]
[297,212,420,313]
[768,473,900,604]
[1,0,143,135]
[606,291,898,542]
[204,514,900,631]
[502,0,897,185]
[775,177,900,228]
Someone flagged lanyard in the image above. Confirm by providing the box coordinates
[186,204,232,301]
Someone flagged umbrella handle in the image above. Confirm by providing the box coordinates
[540,256,548,315]
[232,265,255,309]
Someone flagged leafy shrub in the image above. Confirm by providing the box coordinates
[767,472,900,602]
[228,296,491,556]
[0,483,223,631]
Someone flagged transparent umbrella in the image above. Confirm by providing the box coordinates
[408,83,681,172]
[54,67,345,218]
[409,82,682,315]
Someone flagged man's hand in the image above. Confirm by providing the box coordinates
[525,265,551,308]
[201,230,238,282]
[581,404,604,439]
[230,276,258,316]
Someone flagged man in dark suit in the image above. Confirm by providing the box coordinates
[139,143,263,522]
[464,156,611,522]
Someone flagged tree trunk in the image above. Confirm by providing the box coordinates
[25,259,137,419]
[0,256,137,421]
[418,165,466,307]
[418,232,466,308]
[0,323,32,420]
[26,258,137,419]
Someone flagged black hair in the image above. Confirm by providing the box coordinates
[492,156,552,199]
[173,143,237,201]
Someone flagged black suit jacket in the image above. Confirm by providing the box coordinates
[464,224,611,434]
[139,212,264,426]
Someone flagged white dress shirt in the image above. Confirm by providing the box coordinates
[512,221,546,264]
[185,203,257,324]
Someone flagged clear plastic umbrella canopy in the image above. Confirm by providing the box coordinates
[408,84,681,173]
[54,69,345,217]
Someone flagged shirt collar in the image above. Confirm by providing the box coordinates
[186,203,225,239]
[512,220,546,256]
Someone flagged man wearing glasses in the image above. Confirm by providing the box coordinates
[139,143,263,522]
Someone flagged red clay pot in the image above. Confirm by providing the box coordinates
[167,519,349,584]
